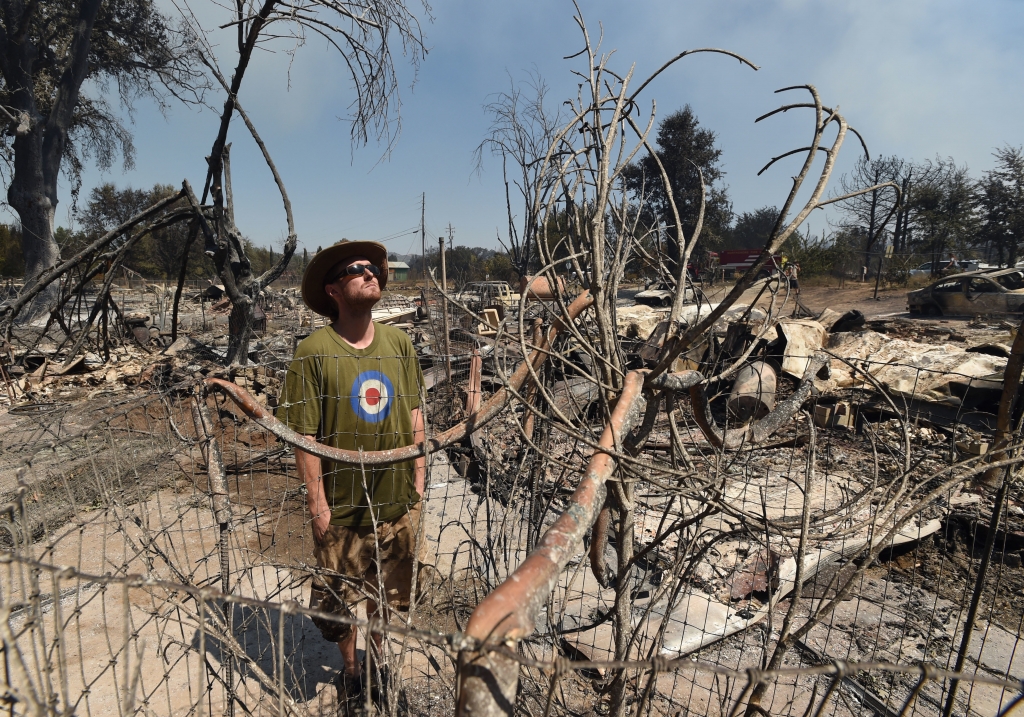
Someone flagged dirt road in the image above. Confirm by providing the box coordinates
[700,279,912,320]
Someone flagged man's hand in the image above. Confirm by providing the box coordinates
[311,506,332,545]
[295,441,332,545]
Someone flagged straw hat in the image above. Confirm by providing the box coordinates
[301,240,389,317]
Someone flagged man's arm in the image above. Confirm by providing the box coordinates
[295,440,332,544]
[412,407,425,498]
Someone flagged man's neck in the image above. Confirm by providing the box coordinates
[331,309,375,349]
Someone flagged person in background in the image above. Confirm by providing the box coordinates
[785,261,801,296]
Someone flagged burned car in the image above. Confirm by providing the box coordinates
[907,268,1024,316]
[634,280,694,307]
[455,281,521,311]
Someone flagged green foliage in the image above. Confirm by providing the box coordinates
[242,240,280,278]
[78,182,215,280]
[723,206,780,250]
[0,224,23,277]
[404,246,517,287]
[778,227,833,277]
[909,161,978,263]
[484,252,517,282]
[623,106,732,262]
[977,146,1024,266]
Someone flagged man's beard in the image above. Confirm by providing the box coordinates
[343,288,380,311]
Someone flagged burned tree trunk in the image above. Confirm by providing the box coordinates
[3,0,103,320]
[211,144,258,364]
[7,159,60,318]
[206,109,297,365]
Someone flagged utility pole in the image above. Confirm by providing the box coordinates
[421,193,426,290]
[439,236,451,383]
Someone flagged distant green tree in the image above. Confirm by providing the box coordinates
[443,245,486,287]
[778,229,833,277]
[484,252,517,282]
[977,146,1024,266]
[724,206,780,250]
[0,224,24,277]
[623,106,732,268]
[907,160,978,267]
[241,241,280,279]
[78,182,214,279]
[409,245,513,287]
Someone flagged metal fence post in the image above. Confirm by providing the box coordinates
[192,390,234,717]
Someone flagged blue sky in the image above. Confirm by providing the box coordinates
[46,0,1024,258]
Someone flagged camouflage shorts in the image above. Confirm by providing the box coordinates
[309,504,423,642]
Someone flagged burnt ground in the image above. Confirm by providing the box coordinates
[5,282,1024,716]
[912,506,1024,636]
[692,278,910,319]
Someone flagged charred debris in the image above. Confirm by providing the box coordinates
[2,10,1023,712]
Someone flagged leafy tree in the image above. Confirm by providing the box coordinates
[484,252,517,282]
[977,146,1024,266]
[623,105,732,268]
[78,182,213,280]
[828,227,868,279]
[777,228,832,276]
[724,206,780,250]
[439,245,487,287]
[241,241,279,278]
[0,0,202,314]
[408,245,516,287]
[908,159,978,266]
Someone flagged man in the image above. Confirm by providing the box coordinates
[276,240,425,707]
[784,261,800,296]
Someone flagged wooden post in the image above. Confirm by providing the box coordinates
[440,237,452,383]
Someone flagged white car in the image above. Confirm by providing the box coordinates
[634,281,694,307]
[909,260,983,276]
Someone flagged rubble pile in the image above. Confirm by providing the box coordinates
[2,275,1022,717]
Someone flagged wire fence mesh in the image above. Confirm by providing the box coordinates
[2,301,1024,717]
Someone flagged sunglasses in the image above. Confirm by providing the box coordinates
[329,263,381,282]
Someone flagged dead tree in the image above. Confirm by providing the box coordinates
[833,155,908,272]
[0,188,194,356]
[181,0,429,365]
[0,0,203,320]
[452,10,911,717]
[474,70,564,277]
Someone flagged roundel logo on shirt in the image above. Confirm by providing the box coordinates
[350,370,394,423]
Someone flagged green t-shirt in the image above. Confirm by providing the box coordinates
[276,323,425,526]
